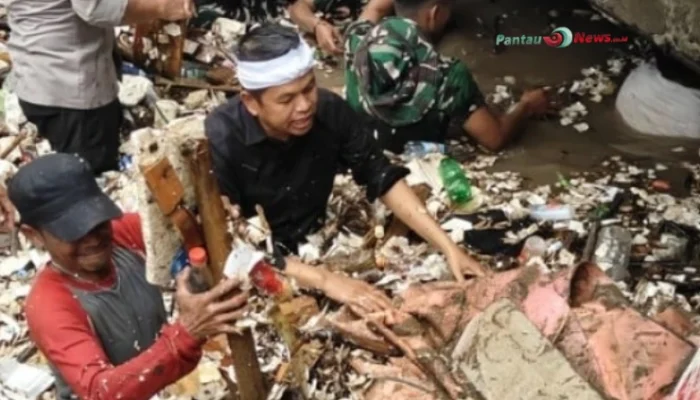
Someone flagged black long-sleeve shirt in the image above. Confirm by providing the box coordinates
[205,88,409,250]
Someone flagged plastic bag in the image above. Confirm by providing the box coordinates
[616,62,700,139]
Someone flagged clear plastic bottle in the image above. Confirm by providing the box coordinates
[187,247,213,294]
[519,235,547,264]
[439,157,473,204]
[529,204,574,221]
[404,141,446,157]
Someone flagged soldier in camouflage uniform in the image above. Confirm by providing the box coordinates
[341,0,551,153]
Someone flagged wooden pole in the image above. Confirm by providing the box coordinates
[186,139,268,400]
[133,20,186,79]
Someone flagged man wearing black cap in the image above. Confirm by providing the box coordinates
[6,153,398,398]
[8,153,250,400]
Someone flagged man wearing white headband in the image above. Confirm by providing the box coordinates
[206,24,486,283]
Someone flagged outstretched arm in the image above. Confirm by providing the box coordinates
[464,89,550,152]
[380,180,486,280]
[285,258,393,312]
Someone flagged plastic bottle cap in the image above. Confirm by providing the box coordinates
[189,247,208,265]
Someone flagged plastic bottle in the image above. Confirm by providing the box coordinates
[249,258,292,300]
[224,244,292,300]
[519,235,547,264]
[404,141,446,157]
[439,157,473,204]
[187,247,213,294]
[529,204,574,221]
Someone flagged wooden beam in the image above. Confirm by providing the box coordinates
[186,139,268,400]
[133,20,187,79]
[140,157,204,250]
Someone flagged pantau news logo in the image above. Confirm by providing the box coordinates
[496,27,629,48]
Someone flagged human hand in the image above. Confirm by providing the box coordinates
[159,0,194,21]
[0,186,15,232]
[521,88,552,117]
[175,269,249,340]
[314,20,343,55]
[445,246,487,281]
[321,271,393,313]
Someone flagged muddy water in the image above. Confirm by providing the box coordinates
[315,0,700,186]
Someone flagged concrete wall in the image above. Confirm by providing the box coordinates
[590,0,700,64]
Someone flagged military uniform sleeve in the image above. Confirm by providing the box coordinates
[329,93,409,201]
[205,113,243,205]
[441,60,486,123]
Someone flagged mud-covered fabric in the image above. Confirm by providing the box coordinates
[344,17,485,129]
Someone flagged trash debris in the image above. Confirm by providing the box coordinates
[529,204,574,221]
[592,225,632,281]
[0,11,698,400]
[0,357,54,399]
[616,62,700,139]
[519,235,546,264]
[403,141,446,158]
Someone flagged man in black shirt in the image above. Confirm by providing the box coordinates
[206,23,485,281]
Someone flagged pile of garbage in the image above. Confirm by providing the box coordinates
[0,5,700,400]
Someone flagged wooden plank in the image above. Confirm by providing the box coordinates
[186,139,268,400]
[140,157,185,215]
[140,157,204,249]
[155,76,241,93]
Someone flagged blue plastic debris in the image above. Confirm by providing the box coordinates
[170,247,189,278]
[122,62,147,77]
[119,155,133,172]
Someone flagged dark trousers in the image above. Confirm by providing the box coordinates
[19,99,122,175]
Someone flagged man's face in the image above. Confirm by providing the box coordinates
[24,221,113,275]
[243,72,318,139]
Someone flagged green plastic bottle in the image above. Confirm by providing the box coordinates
[439,157,473,204]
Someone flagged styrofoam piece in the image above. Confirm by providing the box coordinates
[0,358,54,400]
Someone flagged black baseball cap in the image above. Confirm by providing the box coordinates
[8,153,123,242]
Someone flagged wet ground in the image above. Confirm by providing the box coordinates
[316,0,700,186]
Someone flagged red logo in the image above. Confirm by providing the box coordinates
[543,32,564,47]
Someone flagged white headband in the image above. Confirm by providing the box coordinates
[236,38,316,90]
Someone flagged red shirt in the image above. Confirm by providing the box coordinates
[24,213,202,400]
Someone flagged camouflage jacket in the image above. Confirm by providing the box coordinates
[344,17,484,129]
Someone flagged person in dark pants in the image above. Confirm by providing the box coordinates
[7,0,194,174]
[18,101,124,175]
[206,24,487,282]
